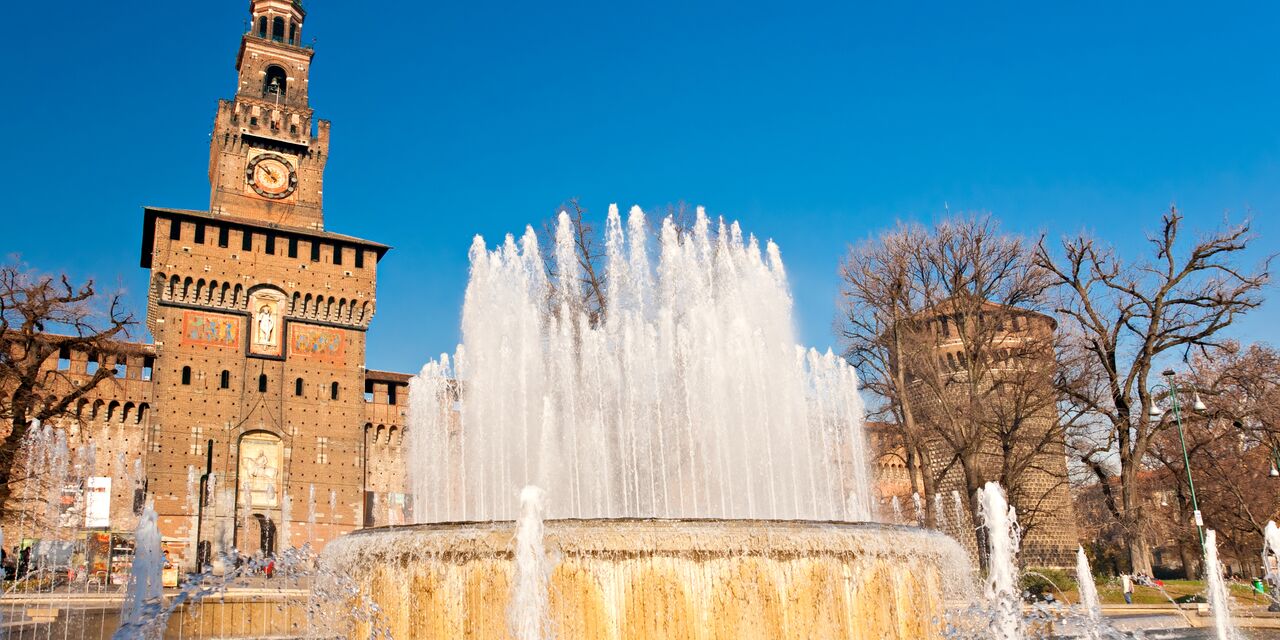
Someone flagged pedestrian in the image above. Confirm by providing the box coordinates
[1122,573,1134,605]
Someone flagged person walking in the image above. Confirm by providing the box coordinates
[1122,573,1134,604]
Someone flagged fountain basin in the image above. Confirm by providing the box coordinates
[322,518,964,639]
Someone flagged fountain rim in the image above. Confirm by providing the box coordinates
[344,517,933,538]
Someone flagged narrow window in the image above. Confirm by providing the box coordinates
[241,230,254,251]
[181,366,192,385]
[194,223,206,244]
[310,241,321,262]
[265,234,276,255]
[169,221,183,241]
[330,381,339,400]
[114,356,128,379]
[86,354,100,376]
[295,377,304,396]
[333,245,343,266]
[364,379,375,402]
[217,226,229,248]
[258,374,268,392]
[257,16,267,37]
[354,249,365,269]
[288,237,298,259]
[57,347,70,371]
[220,370,230,389]
[387,384,398,406]
[142,356,154,381]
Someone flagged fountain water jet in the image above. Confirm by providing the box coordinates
[978,482,1022,640]
[1204,529,1243,640]
[1075,546,1103,637]
[509,486,551,640]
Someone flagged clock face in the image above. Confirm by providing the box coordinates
[246,153,297,199]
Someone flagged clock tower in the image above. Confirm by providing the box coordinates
[209,0,328,230]
[138,0,400,565]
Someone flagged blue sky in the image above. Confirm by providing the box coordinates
[1,1,1276,373]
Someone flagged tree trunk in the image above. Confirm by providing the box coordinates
[0,414,32,518]
[1177,540,1198,579]
[1130,535,1154,576]
[962,455,988,571]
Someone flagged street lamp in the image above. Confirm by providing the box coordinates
[1148,369,1207,551]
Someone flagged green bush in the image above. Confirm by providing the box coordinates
[1020,567,1078,598]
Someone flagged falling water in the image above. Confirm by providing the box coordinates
[891,496,904,524]
[408,205,872,522]
[1264,521,1280,593]
[978,482,1022,640]
[1204,529,1243,640]
[952,491,966,529]
[1075,546,1102,636]
[281,491,293,551]
[508,486,552,640]
[912,492,924,526]
[934,493,948,530]
[114,504,165,639]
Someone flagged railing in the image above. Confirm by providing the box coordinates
[243,31,314,50]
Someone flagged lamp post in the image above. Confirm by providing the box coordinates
[1148,369,1208,551]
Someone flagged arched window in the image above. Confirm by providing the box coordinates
[181,366,192,386]
[258,374,268,393]
[288,23,297,45]
[271,17,285,42]
[330,381,339,400]
[220,370,230,389]
[264,65,287,98]
[295,377,304,396]
[257,16,267,37]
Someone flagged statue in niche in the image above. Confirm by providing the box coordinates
[247,288,285,356]
[256,305,276,345]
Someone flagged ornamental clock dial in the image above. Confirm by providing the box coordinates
[245,153,298,199]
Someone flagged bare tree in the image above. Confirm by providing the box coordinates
[540,199,698,329]
[541,199,608,327]
[838,221,941,523]
[0,264,135,515]
[1035,208,1271,575]
[1146,342,1280,576]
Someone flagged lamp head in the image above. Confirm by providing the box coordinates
[1192,393,1207,412]
[1149,404,1165,419]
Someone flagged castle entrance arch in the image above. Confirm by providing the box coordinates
[237,431,283,555]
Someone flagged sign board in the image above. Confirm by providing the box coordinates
[85,477,111,528]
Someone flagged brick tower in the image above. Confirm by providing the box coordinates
[907,303,1080,568]
[140,0,390,567]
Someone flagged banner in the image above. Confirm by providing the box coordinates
[85,477,111,528]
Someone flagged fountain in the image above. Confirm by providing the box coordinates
[323,206,970,639]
